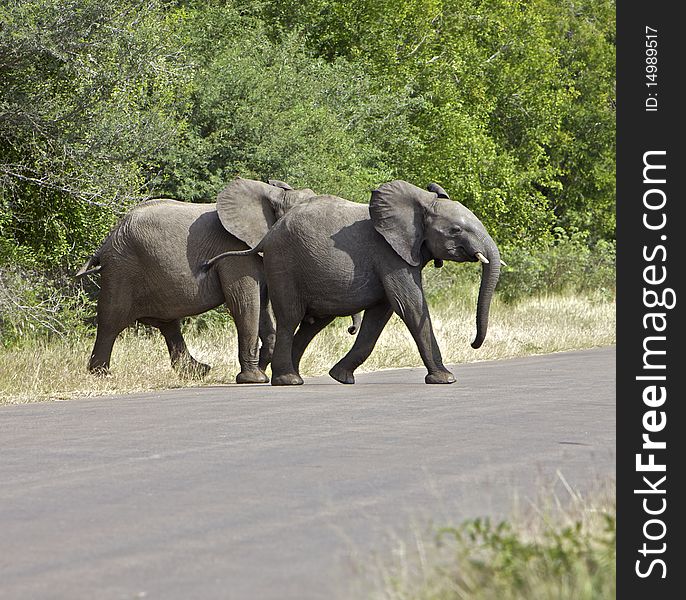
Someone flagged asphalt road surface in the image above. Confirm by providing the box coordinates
[0,348,615,600]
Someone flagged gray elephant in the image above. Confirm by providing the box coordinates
[76,178,323,382]
[204,180,502,386]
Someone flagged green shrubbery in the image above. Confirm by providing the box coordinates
[497,229,616,302]
[376,485,616,600]
[0,0,615,347]
[0,266,94,347]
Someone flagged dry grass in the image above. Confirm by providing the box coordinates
[363,474,616,600]
[0,289,615,404]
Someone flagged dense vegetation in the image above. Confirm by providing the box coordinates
[0,0,615,344]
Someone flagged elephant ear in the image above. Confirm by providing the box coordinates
[216,177,281,248]
[268,179,293,190]
[427,182,450,199]
[370,180,435,267]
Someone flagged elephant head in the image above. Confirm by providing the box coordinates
[370,180,501,349]
[216,177,316,248]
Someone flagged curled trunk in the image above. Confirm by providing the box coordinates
[471,236,501,349]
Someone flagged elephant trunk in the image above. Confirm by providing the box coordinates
[471,235,501,349]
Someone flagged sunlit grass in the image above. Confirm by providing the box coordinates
[0,288,615,404]
[364,475,616,600]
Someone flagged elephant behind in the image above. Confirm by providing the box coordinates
[77,178,321,382]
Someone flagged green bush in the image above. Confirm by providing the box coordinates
[0,266,94,347]
[497,228,615,302]
[431,511,616,599]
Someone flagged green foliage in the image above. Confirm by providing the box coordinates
[0,265,93,346]
[432,510,616,599]
[539,0,616,242]
[156,3,413,201]
[0,0,615,346]
[497,228,616,302]
[0,0,190,268]
[257,0,615,244]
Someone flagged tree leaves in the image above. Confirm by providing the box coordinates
[0,0,615,270]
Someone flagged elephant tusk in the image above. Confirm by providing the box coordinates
[500,259,508,267]
[475,252,490,264]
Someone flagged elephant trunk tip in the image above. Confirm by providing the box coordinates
[471,336,485,350]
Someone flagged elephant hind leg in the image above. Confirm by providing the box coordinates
[329,302,393,384]
[88,317,130,375]
[257,287,276,372]
[269,301,307,386]
[155,319,211,380]
[224,280,269,384]
[88,295,132,375]
[291,315,335,373]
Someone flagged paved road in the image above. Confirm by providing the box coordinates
[0,348,615,600]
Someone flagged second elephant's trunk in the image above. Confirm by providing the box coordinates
[471,236,501,349]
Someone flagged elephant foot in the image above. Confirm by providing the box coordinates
[271,373,304,386]
[236,369,269,384]
[329,364,355,385]
[88,364,110,377]
[425,370,456,384]
[175,359,212,380]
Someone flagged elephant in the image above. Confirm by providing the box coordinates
[76,177,362,382]
[203,180,502,386]
[75,178,333,382]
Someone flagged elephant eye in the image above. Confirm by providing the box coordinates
[449,225,462,235]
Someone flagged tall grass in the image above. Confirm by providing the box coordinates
[366,476,616,600]
[1,233,616,403]
[0,282,615,404]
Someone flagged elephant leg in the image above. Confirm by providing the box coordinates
[88,292,131,375]
[224,283,269,384]
[389,292,455,385]
[291,316,335,373]
[257,289,276,372]
[329,303,393,384]
[269,293,307,386]
[156,319,211,380]
[88,323,126,375]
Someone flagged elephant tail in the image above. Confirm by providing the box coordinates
[74,254,102,278]
[347,311,362,335]
[201,244,262,272]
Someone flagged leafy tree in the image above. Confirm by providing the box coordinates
[0,0,190,269]
[252,0,615,246]
[0,0,615,282]
[538,0,616,242]
[156,2,415,202]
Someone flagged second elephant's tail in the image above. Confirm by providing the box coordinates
[201,244,262,272]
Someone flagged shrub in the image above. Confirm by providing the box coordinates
[0,266,93,347]
[497,228,615,303]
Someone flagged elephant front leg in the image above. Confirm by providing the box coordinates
[329,303,393,384]
[225,288,270,384]
[386,275,455,384]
